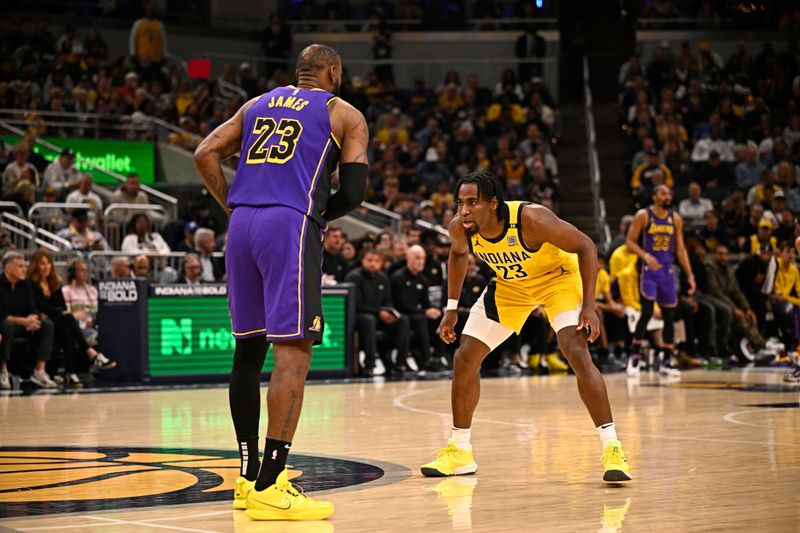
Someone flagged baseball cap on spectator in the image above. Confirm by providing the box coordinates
[62,148,75,158]
[417,200,435,215]
[185,221,198,233]
[758,218,773,229]
[774,189,785,199]
[758,242,774,253]
[239,62,251,71]
[425,147,439,163]
[125,71,139,81]
[72,208,89,221]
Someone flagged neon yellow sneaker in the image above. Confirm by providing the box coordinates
[545,353,569,371]
[601,439,632,482]
[233,476,255,510]
[528,353,542,370]
[244,469,334,521]
[420,439,478,477]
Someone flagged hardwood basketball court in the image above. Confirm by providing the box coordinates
[0,369,798,532]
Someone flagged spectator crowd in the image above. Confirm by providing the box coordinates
[612,38,800,382]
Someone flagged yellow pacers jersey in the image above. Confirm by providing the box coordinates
[469,201,582,333]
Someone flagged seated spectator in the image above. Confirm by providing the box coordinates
[62,259,99,346]
[736,147,767,191]
[705,245,765,356]
[65,173,104,222]
[390,245,443,371]
[0,251,56,389]
[176,254,203,285]
[56,208,110,254]
[698,210,729,252]
[609,243,638,279]
[109,174,162,223]
[594,252,627,363]
[774,208,796,243]
[631,147,674,193]
[748,218,778,254]
[121,213,170,254]
[746,168,778,208]
[110,256,131,278]
[736,242,774,326]
[691,125,734,163]
[322,227,347,285]
[174,221,197,252]
[3,179,36,214]
[345,249,409,377]
[42,148,79,197]
[770,242,800,349]
[695,150,734,192]
[2,144,39,196]
[194,228,224,281]
[132,254,152,279]
[28,249,114,388]
[678,181,713,229]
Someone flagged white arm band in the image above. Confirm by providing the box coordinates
[445,299,459,311]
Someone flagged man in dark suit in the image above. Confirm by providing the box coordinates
[176,254,204,285]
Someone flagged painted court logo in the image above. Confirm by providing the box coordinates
[0,446,384,517]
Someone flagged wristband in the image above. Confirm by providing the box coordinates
[446,299,459,311]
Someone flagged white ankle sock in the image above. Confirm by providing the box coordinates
[597,422,617,449]
[451,427,472,450]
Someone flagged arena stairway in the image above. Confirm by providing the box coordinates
[556,103,600,242]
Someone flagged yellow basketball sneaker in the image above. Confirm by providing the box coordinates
[601,439,632,482]
[420,439,478,477]
[233,476,255,510]
[244,469,334,521]
[545,353,569,371]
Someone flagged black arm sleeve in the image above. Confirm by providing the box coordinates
[323,163,368,221]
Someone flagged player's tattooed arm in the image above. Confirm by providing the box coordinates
[340,107,370,165]
[194,97,258,215]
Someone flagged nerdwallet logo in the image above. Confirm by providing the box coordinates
[159,319,235,356]
[161,318,192,356]
[99,280,138,302]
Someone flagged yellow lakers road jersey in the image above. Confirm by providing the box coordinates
[468,201,579,289]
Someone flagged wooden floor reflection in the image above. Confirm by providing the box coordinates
[0,369,798,532]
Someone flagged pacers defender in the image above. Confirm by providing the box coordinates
[195,44,369,521]
[625,185,695,378]
[421,171,631,483]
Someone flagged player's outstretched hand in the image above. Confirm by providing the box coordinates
[577,306,600,343]
[439,310,458,344]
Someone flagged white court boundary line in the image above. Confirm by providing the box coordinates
[20,515,225,532]
[722,408,800,430]
[393,387,800,448]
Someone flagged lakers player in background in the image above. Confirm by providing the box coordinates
[195,44,368,521]
[421,171,631,482]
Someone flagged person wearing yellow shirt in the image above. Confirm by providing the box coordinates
[129,6,167,64]
[630,148,674,192]
[609,244,638,279]
[595,254,627,368]
[749,218,778,254]
[770,242,800,348]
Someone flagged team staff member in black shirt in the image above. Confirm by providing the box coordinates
[345,249,409,377]
[322,227,348,284]
[0,251,56,389]
[391,245,443,371]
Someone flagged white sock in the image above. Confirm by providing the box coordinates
[451,427,472,450]
[597,422,618,449]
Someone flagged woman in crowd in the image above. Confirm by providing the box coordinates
[28,249,115,388]
[121,213,170,254]
[62,258,99,346]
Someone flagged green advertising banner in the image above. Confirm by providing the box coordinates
[1,136,155,185]
[147,294,348,376]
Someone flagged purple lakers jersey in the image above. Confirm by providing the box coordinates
[643,207,675,266]
[227,86,341,225]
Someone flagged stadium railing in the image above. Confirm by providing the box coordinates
[582,56,612,253]
[1,212,72,252]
